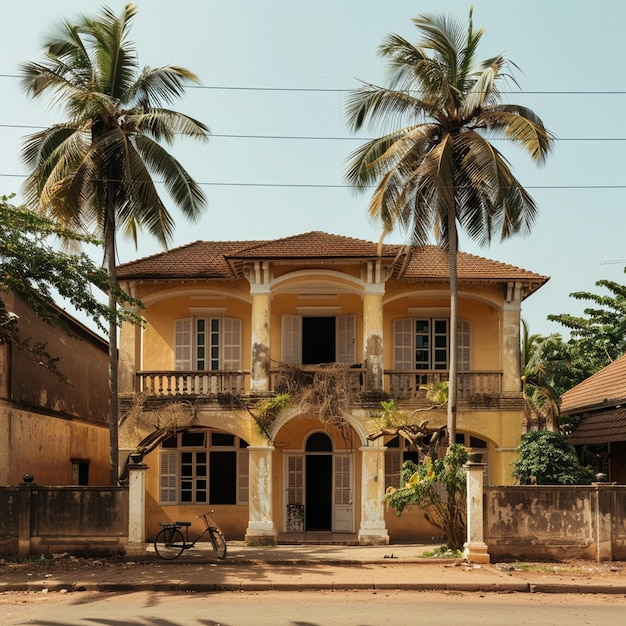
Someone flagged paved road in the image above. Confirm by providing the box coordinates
[3,589,626,625]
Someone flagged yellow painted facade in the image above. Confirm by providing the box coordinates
[117,234,547,544]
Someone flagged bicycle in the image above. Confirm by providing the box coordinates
[154,510,227,560]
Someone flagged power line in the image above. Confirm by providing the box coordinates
[1,172,625,190]
[3,73,626,95]
[1,125,626,143]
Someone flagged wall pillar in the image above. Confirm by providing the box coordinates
[126,460,148,556]
[501,281,522,396]
[247,262,272,393]
[464,456,490,563]
[358,443,389,545]
[362,261,386,393]
[245,446,277,545]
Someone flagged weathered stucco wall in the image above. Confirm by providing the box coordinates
[485,485,626,561]
[0,486,128,557]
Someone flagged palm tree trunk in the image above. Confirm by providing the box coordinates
[447,208,459,447]
[105,204,119,485]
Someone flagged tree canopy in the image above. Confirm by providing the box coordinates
[20,3,209,482]
[0,194,140,347]
[345,10,553,444]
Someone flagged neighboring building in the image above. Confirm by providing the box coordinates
[561,354,626,484]
[116,231,548,544]
[0,291,110,486]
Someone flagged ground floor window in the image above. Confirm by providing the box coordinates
[159,429,249,505]
[384,432,489,488]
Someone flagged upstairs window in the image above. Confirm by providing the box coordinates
[175,316,242,371]
[393,318,471,371]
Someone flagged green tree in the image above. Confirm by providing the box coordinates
[345,10,553,445]
[548,275,626,376]
[0,195,140,370]
[20,3,210,483]
[512,430,594,485]
[521,319,568,432]
[385,444,468,550]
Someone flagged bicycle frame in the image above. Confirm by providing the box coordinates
[154,509,227,560]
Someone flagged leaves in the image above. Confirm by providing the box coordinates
[0,195,142,343]
[512,431,594,485]
[385,443,468,550]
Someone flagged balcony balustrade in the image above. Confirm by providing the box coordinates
[136,368,502,405]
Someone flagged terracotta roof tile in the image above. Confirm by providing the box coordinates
[116,232,549,295]
[561,353,626,414]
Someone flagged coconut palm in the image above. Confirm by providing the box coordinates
[20,3,210,483]
[521,319,567,433]
[345,10,553,444]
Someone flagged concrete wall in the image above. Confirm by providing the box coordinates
[484,485,626,561]
[0,485,128,557]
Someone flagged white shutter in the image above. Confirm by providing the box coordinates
[222,317,242,371]
[237,447,249,504]
[159,451,178,504]
[393,318,413,369]
[286,454,304,532]
[282,315,302,364]
[457,319,471,371]
[174,318,192,370]
[336,314,356,364]
[333,455,352,505]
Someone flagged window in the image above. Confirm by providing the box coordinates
[71,459,89,485]
[384,436,420,489]
[159,430,249,505]
[393,317,471,370]
[175,316,242,371]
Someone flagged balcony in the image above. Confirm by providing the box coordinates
[134,368,508,409]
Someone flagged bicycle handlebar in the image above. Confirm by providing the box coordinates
[196,509,216,519]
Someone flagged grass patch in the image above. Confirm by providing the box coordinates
[420,544,463,559]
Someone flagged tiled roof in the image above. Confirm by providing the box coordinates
[568,408,626,444]
[560,354,626,414]
[116,231,549,294]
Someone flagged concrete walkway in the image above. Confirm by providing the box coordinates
[2,542,626,595]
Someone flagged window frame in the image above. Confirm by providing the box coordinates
[175,314,242,371]
[393,316,471,371]
[159,430,249,505]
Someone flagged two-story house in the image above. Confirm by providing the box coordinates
[116,231,548,545]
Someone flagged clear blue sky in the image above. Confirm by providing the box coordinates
[2,0,625,338]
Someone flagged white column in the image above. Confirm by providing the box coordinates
[247,262,272,393]
[245,446,278,545]
[358,443,389,545]
[362,261,386,393]
[126,461,148,556]
[463,455,490,563]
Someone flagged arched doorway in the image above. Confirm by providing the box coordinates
[284,430,354,534]
[305,432,333,530]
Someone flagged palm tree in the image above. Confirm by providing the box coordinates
[345,10,553,445]
[521,319,567,433]
[20,3,210,483]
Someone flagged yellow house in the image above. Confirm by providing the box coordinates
[116,231,548,545]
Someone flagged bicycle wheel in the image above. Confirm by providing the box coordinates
[209,528,227,559]
[154,527,185,560]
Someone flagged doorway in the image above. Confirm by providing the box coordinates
[302,317,335,364]
[305,454,332,530]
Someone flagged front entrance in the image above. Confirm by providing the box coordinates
[285,432,354,533]
[305,454,332,530]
